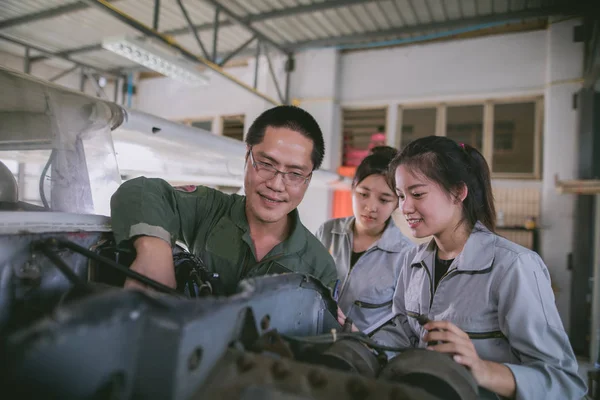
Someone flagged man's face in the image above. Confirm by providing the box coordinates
[244,126,314,224]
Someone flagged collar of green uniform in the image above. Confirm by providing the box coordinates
[231,196,307,256]
[331,216,410,253]
[411,221,496,272]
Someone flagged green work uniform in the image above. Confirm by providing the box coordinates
[110,177,338,294]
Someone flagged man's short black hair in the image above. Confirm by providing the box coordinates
[245,105,325,170]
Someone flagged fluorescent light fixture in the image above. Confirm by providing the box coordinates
[102,36,209,86]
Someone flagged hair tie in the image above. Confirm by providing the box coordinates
[459,142,465,149]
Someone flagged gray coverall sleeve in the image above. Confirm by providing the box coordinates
[314,223,326,244]
[496,253,587,400]
[370,258,419,354]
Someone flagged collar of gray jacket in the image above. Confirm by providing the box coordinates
[411,222,496,272]
[331,216,414,253]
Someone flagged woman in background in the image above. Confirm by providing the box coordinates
[316,146,415,334]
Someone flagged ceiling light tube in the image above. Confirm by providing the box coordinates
[102,36,209,86]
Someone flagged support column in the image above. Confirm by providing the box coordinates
[541,18,584,331]
[288,48,341,232]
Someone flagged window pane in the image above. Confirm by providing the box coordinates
[191,120,213,132]
[342,108,387,166]
[492,102,536,174]
[400,108,436,149]
[222,115,245,141]
[446,105,483,151]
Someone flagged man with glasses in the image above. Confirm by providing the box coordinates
[110,105,338,294]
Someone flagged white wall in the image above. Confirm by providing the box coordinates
[339,30,547,104]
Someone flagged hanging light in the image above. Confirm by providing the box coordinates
[102,36,210,86]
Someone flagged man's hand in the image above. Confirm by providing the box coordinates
[337,307,359,332]
[125,236,176,290]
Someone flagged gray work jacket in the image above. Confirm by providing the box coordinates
[371,222,587,399]
[315,216,415,334]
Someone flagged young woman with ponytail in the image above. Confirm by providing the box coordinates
[369,136,586,399]
[316,146,415,334]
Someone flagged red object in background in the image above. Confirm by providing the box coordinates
[343,132,387,167]
[332,166,356,218]
[332,189,353,218]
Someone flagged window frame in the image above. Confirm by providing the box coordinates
[220,114,246,142]
[177,117,215,133]
[340,105,389,167]
[396,96,544,179]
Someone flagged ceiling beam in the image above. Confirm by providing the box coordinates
[28,0,378,61]
[288,6,576,50]
[203,0,289,55]
[0,33,120,77]
[81,0,280,105]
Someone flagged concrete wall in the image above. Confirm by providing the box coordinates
[339,30,547,104]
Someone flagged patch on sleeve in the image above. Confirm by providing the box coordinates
[174,185,198,193]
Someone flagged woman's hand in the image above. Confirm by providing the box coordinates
[337,307,359,332]
[423,321,515,398]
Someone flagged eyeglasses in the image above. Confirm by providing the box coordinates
[248,148,312,187]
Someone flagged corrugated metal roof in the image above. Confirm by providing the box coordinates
[0,0,77,20]
[0,0,575,74]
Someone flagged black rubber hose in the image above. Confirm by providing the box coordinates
[45,238,183,298]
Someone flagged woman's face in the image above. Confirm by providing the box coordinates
[394,165,465,239]
[352,174,398,233]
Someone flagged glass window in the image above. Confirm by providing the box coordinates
[191,120,213,132]
[342,108,387,166]
[400,108,436,149]
[222,115,245,141]
[446,105,484,151]
[492,102,536,174]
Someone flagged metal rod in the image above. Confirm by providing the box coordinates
[24,47,31,74]
[84,70,108,99]
[175,0,210,59]
[284,55,293,105]
[49,65,79,82]
[591,194,600,366]
[54,238,183,297]
[153,0,160,30]
[219,35,256,67]
[30,44,102,64]
[113,76,120,103]
[0,34,120,77]
[203,0,290,56]
[253,41,261,89]
[17,163,25,200]
[264,45,285,104]
[212,6,220,62]
[79,68,86,92]
[82,0,280,105]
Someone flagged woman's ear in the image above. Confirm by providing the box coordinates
[452,183,468,203]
